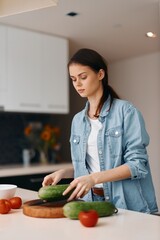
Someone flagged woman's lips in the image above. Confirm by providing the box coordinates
[77,89,85,94]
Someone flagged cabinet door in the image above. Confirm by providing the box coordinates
[0,24,7,108]
[42,35,69,113]
[6,27,43,113]
[5,26,69,114]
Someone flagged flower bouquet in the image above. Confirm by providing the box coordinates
[24,122,61,164]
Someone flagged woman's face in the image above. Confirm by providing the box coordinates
[69,63,104,99]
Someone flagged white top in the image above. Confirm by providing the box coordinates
[0,188,160,240]
[86,118,103,188]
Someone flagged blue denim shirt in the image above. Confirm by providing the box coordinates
[70,97,158,213]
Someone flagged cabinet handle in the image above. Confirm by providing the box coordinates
[20,103,41,108]
[0,106,4,111]
[48,104,67,109]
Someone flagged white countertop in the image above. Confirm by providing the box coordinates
[0,188,160,240]
[0,163,72,177]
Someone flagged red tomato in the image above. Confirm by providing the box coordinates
[9,196,22,209]
[0,199,11,214]
[78,210,99,227]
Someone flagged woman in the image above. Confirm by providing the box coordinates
[43,48,158,213]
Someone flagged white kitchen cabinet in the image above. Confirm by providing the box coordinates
[1,25,69,113]
[42,34,69,113]
[0,24,7,109]
[6,27,43,112]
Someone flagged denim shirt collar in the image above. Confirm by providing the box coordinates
[83,96,111,122]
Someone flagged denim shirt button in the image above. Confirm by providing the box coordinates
[99,150,102,154]
[105,196,110,200]
[73,139,77,143]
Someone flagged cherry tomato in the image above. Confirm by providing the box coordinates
[0,199,11,214]
[78,210,99,227]
[9,196,22,209]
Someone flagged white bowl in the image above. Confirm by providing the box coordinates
[0,184,17,199]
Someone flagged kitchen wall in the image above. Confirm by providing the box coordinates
[108,51,160,210]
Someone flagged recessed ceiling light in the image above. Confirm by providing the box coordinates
[66,11,78,17]
[146,32,157,38]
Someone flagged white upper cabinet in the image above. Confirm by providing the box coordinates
[41,34,69,113]
[0,24,69,113]
[6,27,43,112]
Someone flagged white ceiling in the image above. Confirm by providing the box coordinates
[0,0,159,62]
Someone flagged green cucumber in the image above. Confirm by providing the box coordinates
[38,184,73,201]
[63,201,118,219]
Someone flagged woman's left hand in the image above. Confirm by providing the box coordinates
[63,175,95,201]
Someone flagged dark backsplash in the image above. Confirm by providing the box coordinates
[0,111,71,166]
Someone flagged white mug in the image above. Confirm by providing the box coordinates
[22,149,35,166]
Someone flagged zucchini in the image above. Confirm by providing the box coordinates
[38,184,74,201]
[63,201,118,219]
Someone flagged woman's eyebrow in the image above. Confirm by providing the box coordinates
[70,72,87,78]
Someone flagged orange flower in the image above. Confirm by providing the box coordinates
[41,130,51,141]
[52,143,61,151]
[24,122,61,154]
[24,125,32,136]
[52,127,60,136]
[44,124,52,132]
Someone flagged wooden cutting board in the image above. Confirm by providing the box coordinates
[23,199,67,218]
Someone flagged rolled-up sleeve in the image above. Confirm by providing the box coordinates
[122,105,150,180]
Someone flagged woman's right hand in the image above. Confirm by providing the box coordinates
[42,167,74,187]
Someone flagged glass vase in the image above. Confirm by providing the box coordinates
[39,150,48,164]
